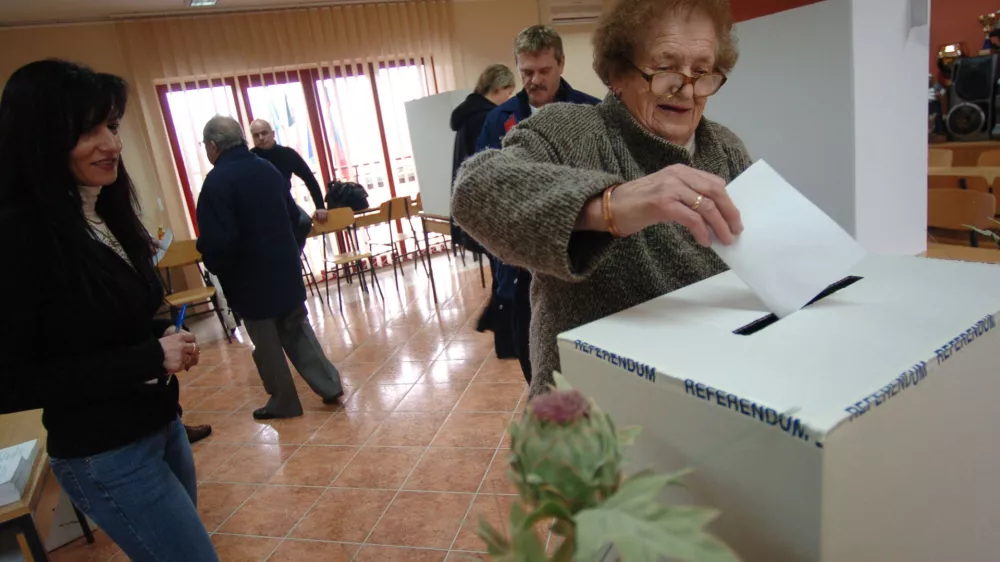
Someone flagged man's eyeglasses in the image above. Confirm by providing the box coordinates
[626,60,727,99]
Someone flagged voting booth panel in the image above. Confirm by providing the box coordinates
[404,89,472,218]
[559,255,1000,562]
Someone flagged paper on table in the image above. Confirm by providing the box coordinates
[711,160,867,318]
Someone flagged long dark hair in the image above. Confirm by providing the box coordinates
[0,59,154,287]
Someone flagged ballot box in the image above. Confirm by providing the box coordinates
[558,254,1000,562]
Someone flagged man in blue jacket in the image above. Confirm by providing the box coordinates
[474,25,600,385]
[197,116,343,420]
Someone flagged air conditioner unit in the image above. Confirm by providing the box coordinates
[543,0,604,25]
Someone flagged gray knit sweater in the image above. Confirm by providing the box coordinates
[453,93,752,399]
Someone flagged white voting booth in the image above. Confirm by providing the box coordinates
[559,254,1000,561]
[404,89,471,217]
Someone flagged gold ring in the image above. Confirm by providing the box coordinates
[690,195,704,211]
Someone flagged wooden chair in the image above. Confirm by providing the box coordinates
[929,148,954,167]
[157,239,232,342]
[420,212,485,305]
[928,174,991,192]
[978,150,1000,166]
[357,196,429,289]
[927,189,998,247]
[311,207,384,311]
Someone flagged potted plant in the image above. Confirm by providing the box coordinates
[479,373,738,562]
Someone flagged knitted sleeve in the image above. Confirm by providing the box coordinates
[452,117,623,283]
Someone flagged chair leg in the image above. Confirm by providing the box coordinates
[73,505,95,544]
[323,238,332,308]
[210,294,232,343]
[301,252,317,297]
[336,264,344,312]
[425,228,438,305]
[478,252,486,288]
[370,258,385,301]
[355,260,369,294]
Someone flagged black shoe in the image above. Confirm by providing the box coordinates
[322,391,345,405]
[252,407,301,420]
[184,424,212,444]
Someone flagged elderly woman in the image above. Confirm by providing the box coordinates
[453,0,748,399]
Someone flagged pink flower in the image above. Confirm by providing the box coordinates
[530,389,590,424]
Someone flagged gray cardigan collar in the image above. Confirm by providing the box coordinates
[596,92,729,177]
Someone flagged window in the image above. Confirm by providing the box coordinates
[157,79,241,234]
[157,59,436,254]
[376,59,433,201]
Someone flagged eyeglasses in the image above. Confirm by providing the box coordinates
[626,60,727,99]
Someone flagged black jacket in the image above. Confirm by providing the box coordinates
[449,93,497,252]
[0,207,178,459]
[251,144,326,211]
[450,93,497,182]
[196,145,306,321]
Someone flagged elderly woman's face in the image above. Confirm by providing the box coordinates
[613,9,717,147]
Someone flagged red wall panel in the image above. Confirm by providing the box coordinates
[731,0,825,23]
[930,0,998,73]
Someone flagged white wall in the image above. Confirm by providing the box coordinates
[557,22,608,99]
[851,0,928,255]
[707,0,857,235]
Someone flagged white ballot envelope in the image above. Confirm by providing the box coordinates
[711,160,867,318]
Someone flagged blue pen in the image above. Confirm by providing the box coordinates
[174,304,188,334]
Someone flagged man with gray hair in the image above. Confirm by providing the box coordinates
[468,25,600,385]
[197,116,344,420]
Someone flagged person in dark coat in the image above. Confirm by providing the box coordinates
[249,118,325,248]
[472,25,601,385]
[197,116,343,419]
[0,59,217,561]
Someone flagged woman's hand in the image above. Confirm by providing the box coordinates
[160,331,199,374]
[577,164,743,246]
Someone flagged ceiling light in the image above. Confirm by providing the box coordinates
[189,0,218,6]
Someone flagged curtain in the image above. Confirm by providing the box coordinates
[116,1,458,241]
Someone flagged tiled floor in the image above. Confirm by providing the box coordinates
[52,253,531,562]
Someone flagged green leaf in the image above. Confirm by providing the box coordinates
[574,473,738,562]
[506,502,550,562]
[525,500,575,528]
[617,426,642,447]
[478,516,511,556]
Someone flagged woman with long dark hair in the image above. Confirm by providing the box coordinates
[0,60,218,561]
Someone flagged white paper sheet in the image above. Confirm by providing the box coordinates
[153,227,173,265]
[711,160,867,318]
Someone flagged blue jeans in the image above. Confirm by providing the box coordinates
[50,418,218,562]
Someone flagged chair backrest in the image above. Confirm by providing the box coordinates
[929,148,954,167]
[928,174,991,192]
[355,204,390,228]
[384,196,414,221]
[422,216,451,236]
[927,189,997,230]
[310,207,356,235]
[978,150,1000,166]
[157,239,202,269]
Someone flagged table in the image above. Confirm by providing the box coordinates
[928,166,1000,184]
[929,141,1000,166]
[0,412,93,562]
[0,411,51,561]
[922,242,1000,264]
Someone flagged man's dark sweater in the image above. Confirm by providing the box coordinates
[251,144,325,211]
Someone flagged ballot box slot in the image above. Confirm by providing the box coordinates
[733,276,863,336]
